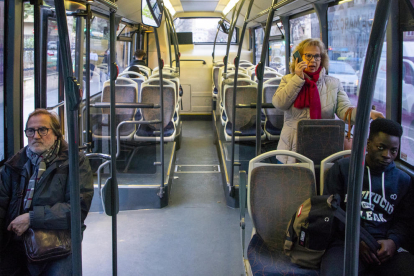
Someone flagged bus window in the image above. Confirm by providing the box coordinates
[23,4,35,146]
[254,27,264,64]
[289,12,320,53]
[174,18,236,43]
[269,41,285,74]
[327,1,385,115]
[0,0,4,162]
[401,32,414,166]
[116,41,131,72]
[88,16,110,96]
[269,22,285,74]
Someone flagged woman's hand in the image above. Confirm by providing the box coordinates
[294,58,307,79]
[370,110,385,120]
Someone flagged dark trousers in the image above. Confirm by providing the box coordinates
[320,240,414,276]
[0,240,72,276]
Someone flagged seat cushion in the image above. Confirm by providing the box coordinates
[136,121,175,137]
[261,111,266,122]
[265,120,282,135]
[213,87,218,94]
[248,234,320,276]
[225,122,263,136]
[222,110,227,121]
[135,110,142,121]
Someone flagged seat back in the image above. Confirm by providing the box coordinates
[263,77,283,129]
[218,71,251,105]
[212,63,224,90]
[248,150,316,250]
[118,72,145,93]
[320,150,351,195]
[224,79,257,132]
[101,78,138,136]
[296,119,345,165]
[150,73,180,103]
[140,79,175,130]
[263,71,282,82]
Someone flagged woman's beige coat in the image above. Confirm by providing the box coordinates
[272,68,356,163]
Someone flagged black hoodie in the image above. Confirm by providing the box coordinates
[324,157,414,249]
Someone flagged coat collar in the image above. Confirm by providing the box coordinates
[5,139,69,176]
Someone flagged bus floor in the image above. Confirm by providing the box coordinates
[82,120,253,276]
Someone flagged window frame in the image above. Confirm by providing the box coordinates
[172,17,239,45]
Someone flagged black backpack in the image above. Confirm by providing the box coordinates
[284,194,380,269]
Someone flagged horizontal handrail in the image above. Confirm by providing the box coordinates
[246,0,297,23]
[85,153,111,160]
[236,103,274,108]
[91,103,160,108]
[172,59,206,64]
[46,101,65,110]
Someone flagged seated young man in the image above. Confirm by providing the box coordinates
[321,118,414,276]
[129,49,147,67]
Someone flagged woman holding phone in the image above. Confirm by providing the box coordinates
[272,38,384,163]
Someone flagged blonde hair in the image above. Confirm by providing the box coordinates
[26,109,62,139]
[289,38,329,74]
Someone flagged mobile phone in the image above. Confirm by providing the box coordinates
[293,50,303,63]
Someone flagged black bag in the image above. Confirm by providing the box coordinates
[284,194,380,269]
[23,228,71,262]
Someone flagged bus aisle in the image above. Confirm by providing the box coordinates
[82,120,252,276]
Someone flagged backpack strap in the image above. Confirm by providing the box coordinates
[334,206,381,252]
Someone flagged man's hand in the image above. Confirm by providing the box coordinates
[377,239,396,264]
[370,110,385,120]
[7,213,30,236]
[360,240,381,265]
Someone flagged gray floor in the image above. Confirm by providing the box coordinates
[82,120,252,276]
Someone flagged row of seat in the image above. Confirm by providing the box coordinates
[92,64,182,143]
[241,149,351,275]
[212,61,285,142]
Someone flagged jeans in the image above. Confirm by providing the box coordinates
[0,240,72,276]
[320,239,414,276]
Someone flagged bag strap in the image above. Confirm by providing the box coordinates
[343,107,354,141]
[334,206,381,253]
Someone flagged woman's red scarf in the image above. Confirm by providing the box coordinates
[293,66,322,119]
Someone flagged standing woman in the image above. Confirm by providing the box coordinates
[272,38,383,163]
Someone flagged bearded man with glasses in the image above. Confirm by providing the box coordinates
[272,38,385,163]
[0,109,94,275]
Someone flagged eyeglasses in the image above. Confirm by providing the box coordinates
[303,53,322,61]
[25,127,50,138]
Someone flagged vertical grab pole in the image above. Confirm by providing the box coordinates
[109,10,118,276]
[154,27,165,198]
[167,11,180,73]
[344,0,392,275]
[229,0,249,197]
[223,6,237,74]
[85,4,92,152]
[255,0,277,157]
[34,0,41,108]
[212,19,223,63]
[165,14,173,68]
[53,0,82,274]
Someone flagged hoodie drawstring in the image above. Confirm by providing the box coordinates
[367,166,385,208]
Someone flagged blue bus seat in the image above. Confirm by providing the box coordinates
[92,78,138,141]
[134,78,176,142]
[244,150,318,276]
[223,79,266,141]
[296,119,345,194]
[263,77,283,140]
